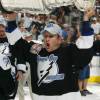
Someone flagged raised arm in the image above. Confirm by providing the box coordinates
[76,8,95,49]
[72,8,95,69]
[5,12,17,33]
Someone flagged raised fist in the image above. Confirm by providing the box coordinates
[84,8,95,18]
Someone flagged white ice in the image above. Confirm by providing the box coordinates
[15,83,100,100]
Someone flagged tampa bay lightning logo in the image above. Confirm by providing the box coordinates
[3,56,10,66]
[0,42,10,55]
[37,54,64,87]
[0,42,11,70]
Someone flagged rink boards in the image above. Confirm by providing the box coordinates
[88,56,100,83]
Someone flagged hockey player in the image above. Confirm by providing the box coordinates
[2,8,97,100]
[16,8,95,100]
[0,13,27,99]
[0,23,18,100]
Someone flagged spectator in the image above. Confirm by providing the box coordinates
[91,17,100,40]
[78,64,93,96]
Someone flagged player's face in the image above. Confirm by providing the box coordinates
[0,25,6,38]
[43,31,62,52]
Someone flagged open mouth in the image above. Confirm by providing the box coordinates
[46,43,50,48]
